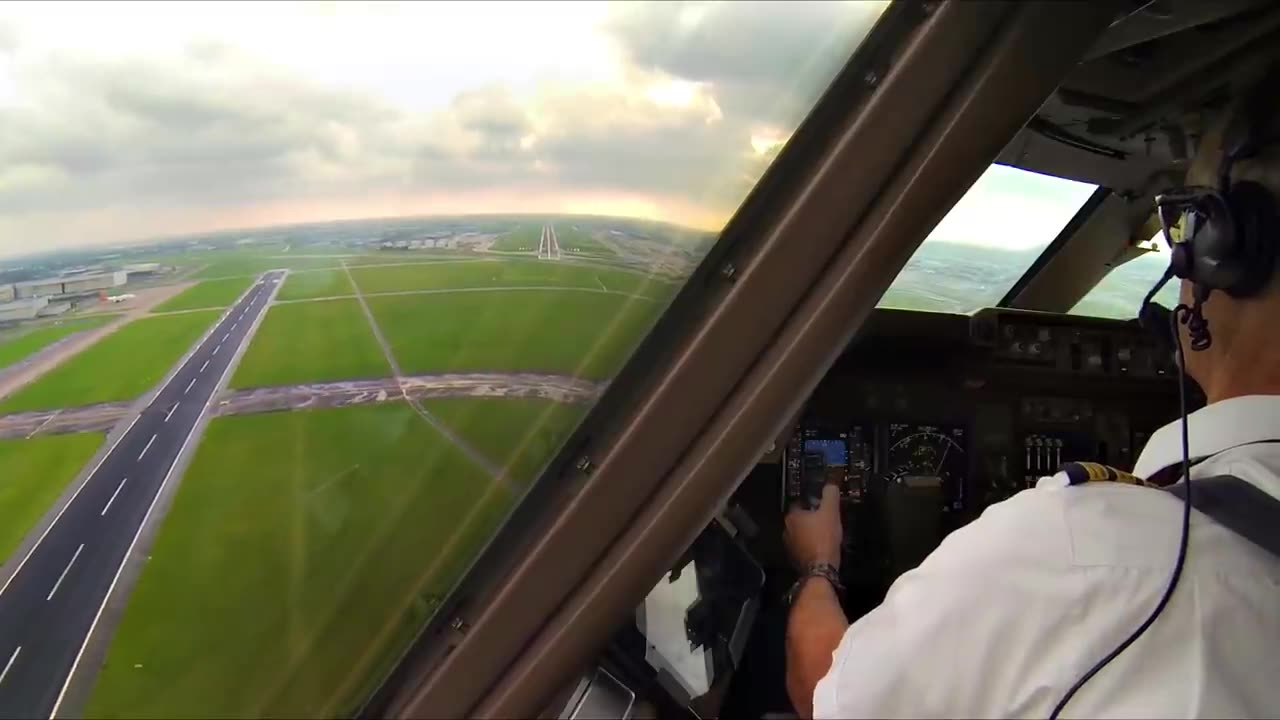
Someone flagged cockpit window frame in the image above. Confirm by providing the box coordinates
[997,184,1114,308]
[371,3,1120,717]
[358,2,925,714]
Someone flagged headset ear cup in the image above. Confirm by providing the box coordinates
[1223,181,1279,298]
[1183,192,1238,291]
[1170,241,1194,280]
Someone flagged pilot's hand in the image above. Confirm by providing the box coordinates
[784,483,843,572]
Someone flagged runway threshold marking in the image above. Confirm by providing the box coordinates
[46,545,84,601]
[101,478,128,517]
[0,647,19,686]
[137,434,157,461]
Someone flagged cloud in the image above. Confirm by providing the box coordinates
[0,1,887,256]
[604,1,887,125]
[1,48,400,215]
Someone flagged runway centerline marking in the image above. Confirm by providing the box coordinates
[163,403,179,422]
[223,333,230,341]
[46,545,84,601]
[200,360,210,373]
[137,434,157,461]
[184,378,197,394]
[213,344,221,356]
[101,478,128,516]
[0,647,19,687]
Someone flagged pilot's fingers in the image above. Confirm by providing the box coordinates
[820,483,840,513]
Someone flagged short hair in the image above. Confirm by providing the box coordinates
[1182,62,1280,296]
[1187,62,1280,195]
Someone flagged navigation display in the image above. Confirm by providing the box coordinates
[803,438,848,467]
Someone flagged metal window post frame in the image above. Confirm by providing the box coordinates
[389,2,1119,717]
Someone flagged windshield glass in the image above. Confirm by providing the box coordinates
[1071,236,1179,319]
[878,164,1099,313]
[0,1,887,716]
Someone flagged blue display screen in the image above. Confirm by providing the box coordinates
[803,438,847,467]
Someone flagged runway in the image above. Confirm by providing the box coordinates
[0,271,284,718]
[538,224,562,260]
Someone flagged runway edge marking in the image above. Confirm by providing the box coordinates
[50,271,285,718]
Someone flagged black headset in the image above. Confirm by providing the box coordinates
[1141,80,1280,351]
[1163,142,1280,300]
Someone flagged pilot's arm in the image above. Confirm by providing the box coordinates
[784,482,1091,718]
[783,483,849,718]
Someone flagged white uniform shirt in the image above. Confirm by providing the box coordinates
[813,394,1280,719]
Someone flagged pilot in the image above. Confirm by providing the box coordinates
[782,72,1280,718]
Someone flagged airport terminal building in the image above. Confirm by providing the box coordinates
[0,271,127,324]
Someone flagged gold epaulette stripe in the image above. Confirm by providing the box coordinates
[1061,461,1154,488]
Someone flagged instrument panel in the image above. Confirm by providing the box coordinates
[625,307,1187,720]
[774,307,1184,585]
[785,422,968,512]
[783,426,872,508]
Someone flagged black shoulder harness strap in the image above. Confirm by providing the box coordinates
[1163,476,1280,560]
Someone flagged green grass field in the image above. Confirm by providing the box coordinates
[0,316,115,370]
[367,289,663,380]
[425,397,589,485]
[0,311,222,413]
[275,269,356,302]
[0,433,103,563]
[230,299,389,388]
[194,256,346,280]
[342,253,476,267]
[152,277,254,313]
[876,287,970,313]
[136,248,288,272]
[86,403,510,718]
[489,225,541,252]
[554,225,616,257]
[349,259,670,297]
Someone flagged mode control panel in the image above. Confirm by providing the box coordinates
[970,309,1177,379]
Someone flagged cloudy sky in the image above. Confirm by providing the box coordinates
[0,0,1096,260]
[928,163,1097,251]
[0,0,881,256]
